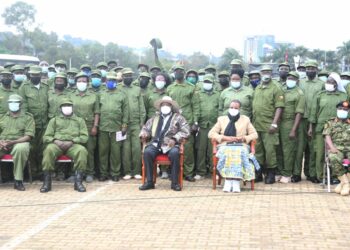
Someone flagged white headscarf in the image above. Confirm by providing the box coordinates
[329,72,346,93]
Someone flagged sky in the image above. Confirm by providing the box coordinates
[0,0,349,57]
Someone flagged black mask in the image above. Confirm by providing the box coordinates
[306,71,317,79]
[219,77,229,86]
[123,77,133,86]
[31,76,41,85]
[139,78,149,89]
[231,68,245,79]
[174,72,184,81]
[279,71,288,79]
[54,84,65,91]
[1,79,12,85]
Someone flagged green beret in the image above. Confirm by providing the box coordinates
[10,65,25,72]
[59,98,73,106]
[54,72,67,80]
[278,61,290,68]
[260,65,273,72]
[318,69,329,77]
[218,70,230,77]
[8,94,23,102]
[287,71,300,79]
[150,66,161,71]
[80,64,91,70]
[340,71,350,78]
[75,72,89,80]
[106,72,117,80]
[139,72,151,78]
[205,64,216,71]
[90,70,102,77]
[198,69,205,75]
[248,70,260,76]
[96,62,108,69]
[305,60,318,68]
[203,75,214,83]
[0,69,12,75]
[54,60,67,67]
[28,66,42,74]
[4,62,15,69]
[230,59,243,66]
[122,67,134,75]
[67,68,79,75]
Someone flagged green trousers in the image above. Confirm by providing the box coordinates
[122,124,142,176]
[99,131,122,177]
[0,142,30,181]
[255,131,279,170]
[280,121,297,177]
[328,151,347,177]
[29,127,45,176]
[195,127,212,175]
[314,133,325,179]
[42,143,87,172]
[85,134,97,176]
[184,134,195,177]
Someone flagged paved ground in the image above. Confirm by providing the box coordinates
[0,178,349,250]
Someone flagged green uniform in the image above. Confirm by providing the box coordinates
[252,80,285,170]
[196,89,220,176]
[0,86,16,115]
[48,90,70,119]
[0,111,35,181]
[19,81,49,176]
[323,118,350,177]
[219,85,253,118]
[145,88,166,120]
[121,83,146,176]
[309,90,348,179]
[98,88,129,178]
[279,86,305,177]
[70,91,100,176]
[42,114,88,172]
[11,80,23,94]
[166,81,200,176]
[242,76,250,87]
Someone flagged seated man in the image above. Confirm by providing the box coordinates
[0,94,35,191]
[40,98,88,193]
[323,101,350,196]
[139,96,190,191]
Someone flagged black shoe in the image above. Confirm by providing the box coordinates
[330,178,340,185]
[171,183,181,191]
[99,176,108,182]
[309,177,320,183]
[255,170,263,182]
[14,180,25,191]
[291,175,301,183]
[40,172,52,193]
[74,171,86,192]
[265,169,275,184]
[139,183,155,191]
[185,176,195,182]
[111,176,120,182]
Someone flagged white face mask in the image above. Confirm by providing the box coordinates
[337,110,348,119]
[77,81,87,92]
[160,105,171,115]
[341,79,350,88]
[55,67,65,73]
[325,83,335,92]
[8,102,20,112]
[319,76,328,82]
[298,71,306,79]
[61,106,73,116]
[261,75,271,82]
[286,79,297,89]
[198,75,204,82]
[228,108,239,116]
[203,83,213,91]
[155,81,165,89]
[230,81,241,89]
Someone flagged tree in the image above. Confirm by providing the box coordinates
[218,48,242,71]
[186,52,210,70]
[337,40,350,70]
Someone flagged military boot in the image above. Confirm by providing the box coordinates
[14,180,25,191]
[74,171,86,192]
[265,168,276,184]
[40,171,52,193]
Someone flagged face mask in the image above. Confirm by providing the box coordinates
[82,70,91,77]
[341,79,350,88]
[68,78,75,86]
[41,66,48,73]
[123,77,133,86]
[198,75,204,82]
[279,71,289,79]
[230,81,241,89]
[186,77,197,85]
[48,72,56,79]
[139,78,149,89]
[14,74,25,83]
[55,67,65,73]
[306,71,316,79]
[91,78,101,87]
[261,75,271,83]
[8,102,20,112]
[106,80,117,90]
[174,72,184,81]
[250,79,260,88]
[31,76,41,85]
[203,83,213,91]
[231,68,244,78]
[155,80,165,89]
[325,83,335,92]
[219,78,229,86]
[1,79,12,85]
[61,106,73,116]
[228,108,239,116]
[319,76,328,82]
[298,71,306,79]
[161,105,171,115]
[286,80,297,89]
[77,81,87,92]
[54,84,65,91]
[100,70,107,77]
[337,110,348,119]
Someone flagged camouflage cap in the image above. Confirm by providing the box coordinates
[25,63,34,69]
[287,71,300,79]
[173,65,185,71]
[318,69,329,77]
[106,72,118,80]
[205,64,216,71]
[59,98,73,106]
[203,75,215,83]
[80,64,92,70]
[112,66,124,72]
[305,60,318,68]
[67,67,79,75]
[230,59,243,66]
[0,69,12,75]
[150,66,161,71]
[54,60,67,67]
[10,64,25,72]
[75,72,89,80]
[122,67,134,75]
[340,71,350,78]
[186,69,198,75]
[218,70,230,77]
[107,60,118,65]
[297,63,306,69]
[8,94,23,102]
[28,65,42,74]
[54,72,67,80]
[137,63,149,70]
[90,70,102,77]
[48,65,56,70]
[198,69,206,75]
[260,65,273,72]
[139,72,151,78]
[248,70,260,76]
[278,61,290,68]
[96,62,108,69]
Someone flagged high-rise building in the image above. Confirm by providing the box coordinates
[244,35,276,63]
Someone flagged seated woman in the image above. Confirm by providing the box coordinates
[208,99,259,192]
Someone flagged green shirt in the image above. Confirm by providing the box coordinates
[281,86,305,121]
[11,80,23,94]
[48,90,70,119]
[121,83,146,125]
[309,90,348,133]
[0,85,16,115]
[18,81,49,129]
[0,111,35,140]
[99,88,129,132]
[43,114,88,144]
[219,85,253,118]
[145,88,166,120]
[252,81,285,131]
[166,81,200,125]
[299,77,324,119]
[198,89,220,128]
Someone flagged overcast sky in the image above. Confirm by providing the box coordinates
[0,0,349,56]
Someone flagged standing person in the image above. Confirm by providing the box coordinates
[252,65,285,184]
[276,62,290,86]
[48,72,69,120]
[230,59,250,86]
[0,69,16,115]
[10,65,26,93]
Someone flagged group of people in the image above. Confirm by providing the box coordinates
[0,54,350,195]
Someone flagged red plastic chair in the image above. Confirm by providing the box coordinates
[0,154,32,183]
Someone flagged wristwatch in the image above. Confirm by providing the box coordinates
[271,123,278,128]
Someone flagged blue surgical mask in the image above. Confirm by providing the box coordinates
[250,79,260,88]
[319,76,328,82]
[14,74,25,82]
[91,77,102,87]
[286,79,297,89]
[68,78,75,85]
[106,80,117,90]
[100,70,107,77]
[41,66,48,73]
[48,72,56,79]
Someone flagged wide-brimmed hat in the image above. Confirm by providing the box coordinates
[154,96,180,113]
